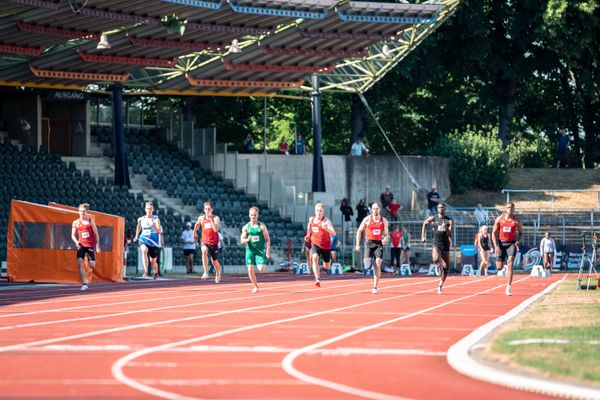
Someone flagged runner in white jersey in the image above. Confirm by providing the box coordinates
[134,201,162,279]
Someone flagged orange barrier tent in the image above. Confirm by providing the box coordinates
[7,200,124,284]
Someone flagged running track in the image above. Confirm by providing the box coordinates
[0,273,562,399]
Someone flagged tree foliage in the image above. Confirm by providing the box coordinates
[183,0,600,189]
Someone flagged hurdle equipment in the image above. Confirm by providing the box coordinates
[427,264,441,276]
[530,264,549,278]
[292,262,310,274]
[461,264,480,277]
[328,263,343,275]
[398,264,412,276]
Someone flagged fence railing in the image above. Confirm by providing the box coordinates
[502,189,600,209]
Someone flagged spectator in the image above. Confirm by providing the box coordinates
[355,198,369,225]
[243,133,254,153]
[474,203,488,226]
[180,222,196,274]
[278,137,289,155]
[427,185,440,215]
[124,227,134,269]
[380,185,394,215]
[389,224,402,274]
[350,138,368,156]
[556,129,570,168]
[340,198,354,245]
[301,237,311,265]
[540,231,556,272]
[292,134,306,155]
[387,198,402,221]
[330,234,339,263]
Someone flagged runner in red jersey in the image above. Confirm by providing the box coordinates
[193,201,222,283]
[70,203,100,291]
[492,202,523,296]
[356,203,389,294]
[304,203,336,287]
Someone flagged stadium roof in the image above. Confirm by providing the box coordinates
[0,0,458,97]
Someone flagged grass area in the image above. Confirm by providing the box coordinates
[448,168,600,208]
[483,279,600,386]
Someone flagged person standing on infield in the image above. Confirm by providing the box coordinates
[356,202,390,294]
[240,207,271,293]
[71,203,101,290]
[492,202,523,296]
[194,201,222,283]
[305,203,336,287]
[421,203,453,294]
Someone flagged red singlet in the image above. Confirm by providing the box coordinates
[309,217,331,250]
[499,217,518,242]
[390,231,402,247]
[201,216,219,245]
[365,216,384,241]
[77,219,95,247]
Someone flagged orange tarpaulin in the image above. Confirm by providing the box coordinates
[7,200,124,284]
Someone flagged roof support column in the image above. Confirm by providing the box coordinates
[311,74,325,192]
[111,84,131,188]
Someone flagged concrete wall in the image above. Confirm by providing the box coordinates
[235,153,450,211]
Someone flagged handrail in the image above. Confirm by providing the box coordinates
[501,189,600,209]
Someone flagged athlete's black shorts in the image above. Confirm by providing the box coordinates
[201,242,219,261]
[144,245,159,259]
[183,249,195,256]
[311,244,331,263]
[432,241,450,253]
[77,246,95,261]
[498,241,517,262]
[366,240,384,259]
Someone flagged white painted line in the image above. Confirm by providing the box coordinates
[111,277,494,400]
[166,345,446,357]
[280,277,530,400]
[508,338,569,345]
[0,277,329,322]
[447,275,600,400]
[0,277,378,331]
[0,277,437,353]
[137,378,307,386]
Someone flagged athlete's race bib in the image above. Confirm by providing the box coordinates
[312,227,319,233]
[502,226,512,232]
[251,235,260,243]
[204,223,212,229]
[437,225,446,231]
[373,229,381,235]
[81,231,90,238]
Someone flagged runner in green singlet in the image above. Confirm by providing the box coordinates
[240,206,271,293]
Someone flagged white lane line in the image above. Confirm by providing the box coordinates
[0,275,305,307]
[280,276,534,400]
[447,275,600,400]
[0,277,374,331]
[0,277,438,353]
[111,277,494,400]
[16,344,445,358]
[0,278,330,321]
[508,338,570,345]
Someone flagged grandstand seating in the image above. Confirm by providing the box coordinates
[92,125,307,266]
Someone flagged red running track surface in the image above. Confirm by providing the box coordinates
[0,273,563,399]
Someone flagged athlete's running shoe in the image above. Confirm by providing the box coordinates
[371,287,378,294]
[153,272,158,280]
[505,285,512,296]
[201,273,209,280]
[215,276,221,284]
[142,274,150,279]
[252,287,259,294]
[315,280,321,287]
[80,284,88,291]
[437,285,443,295]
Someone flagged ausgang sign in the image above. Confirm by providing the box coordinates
[47,90,89,101]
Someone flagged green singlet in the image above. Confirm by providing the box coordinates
[245,222,266,266]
